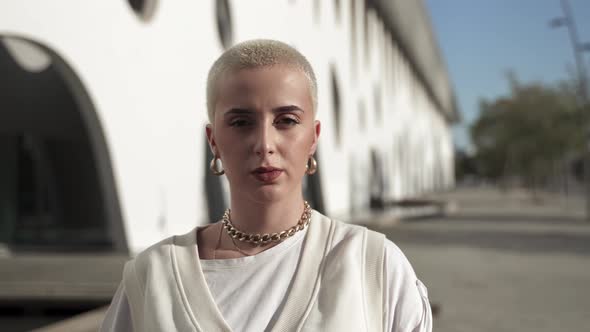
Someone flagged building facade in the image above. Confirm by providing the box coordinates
[0,0,458,254]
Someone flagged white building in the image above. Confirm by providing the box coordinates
[0,0,458,254]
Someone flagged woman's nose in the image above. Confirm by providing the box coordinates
[253,122,275,156]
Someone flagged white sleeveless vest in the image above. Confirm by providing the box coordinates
[122,211,385,331]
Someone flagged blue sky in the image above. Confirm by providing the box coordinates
[425,0,590,151]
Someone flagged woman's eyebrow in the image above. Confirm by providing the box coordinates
[223,106,303,117]
[274,105,304,113]
[223,108,254,116]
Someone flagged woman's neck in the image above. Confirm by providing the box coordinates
[228,193,307,235]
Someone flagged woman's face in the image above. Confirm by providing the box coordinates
[206,65,321,203]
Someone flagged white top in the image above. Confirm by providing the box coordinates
[101,225,431,332]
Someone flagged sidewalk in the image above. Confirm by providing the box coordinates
[433,185,586,220]
[373,186,590,332]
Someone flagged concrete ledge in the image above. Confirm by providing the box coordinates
[352,199,453,228]
[0,254,128,303]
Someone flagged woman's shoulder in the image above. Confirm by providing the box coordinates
[382,239,431,331]
[316,211,385,246]
[383,237,418,278]
[318,211,417,275]
[127,227,197,273]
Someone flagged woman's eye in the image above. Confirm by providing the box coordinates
[274,117,300,126]
[229,119,250,127]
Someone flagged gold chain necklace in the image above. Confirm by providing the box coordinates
[222,201,312,246]
[229,236,253,256]
[212,222,253,258]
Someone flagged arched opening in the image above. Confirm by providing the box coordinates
[127,0,159,22]
[363,0,371,67]
[0,37,125,252]
[334,0,342,23]
[349,0,357,81]
[374,84,382,123]
[369,149,385,210]
[216,0,234,50]
[330,65,342,146]
[358,99,366,132]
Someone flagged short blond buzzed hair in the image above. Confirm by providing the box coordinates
[206,39,318,122]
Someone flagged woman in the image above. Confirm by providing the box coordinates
[100,39,432,332]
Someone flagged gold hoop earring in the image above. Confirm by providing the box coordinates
[210,156,225,176]
[306,156,317,175]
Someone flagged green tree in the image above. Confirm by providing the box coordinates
[470,74,583,194]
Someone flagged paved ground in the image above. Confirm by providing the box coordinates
[4,186,590,331]
[373,186,590,332]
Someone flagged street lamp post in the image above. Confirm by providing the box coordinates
[550,0,590,221]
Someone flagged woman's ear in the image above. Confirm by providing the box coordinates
[309,120,321,155]
[205,123,217,156]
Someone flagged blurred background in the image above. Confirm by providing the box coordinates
[0,0,589,331]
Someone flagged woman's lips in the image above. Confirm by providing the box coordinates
[252,167,283,182]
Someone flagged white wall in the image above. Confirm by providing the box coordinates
[0,0,455,253]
